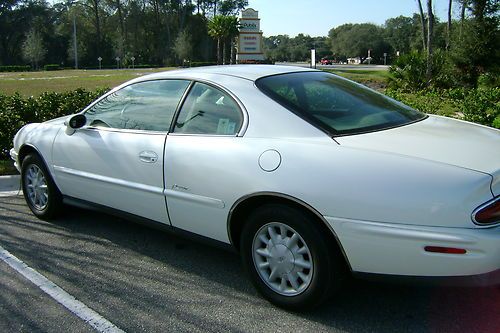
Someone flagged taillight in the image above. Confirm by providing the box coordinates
[473,197,500,225]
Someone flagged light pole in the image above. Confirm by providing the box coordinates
[73,15,78,69]
[68,2,80,70]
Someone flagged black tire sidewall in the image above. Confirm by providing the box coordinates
[21,154,61,220]
[241,204,336,310]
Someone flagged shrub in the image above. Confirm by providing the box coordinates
[0,88,107,159]
[388,50,455,92]
[0,65,31,72]
[190,61,217,67]
[44,64,60,71]
[386,87,500,129]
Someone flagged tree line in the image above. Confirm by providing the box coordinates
[0,0,247,68]
[264,0,498,88]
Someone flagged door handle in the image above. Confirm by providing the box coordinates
[139,151,158,163]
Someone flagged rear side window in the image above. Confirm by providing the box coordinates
[256,71,426,136]
[174,82,243,135]
[85,80,190,131]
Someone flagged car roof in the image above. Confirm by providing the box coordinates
[139,65,315,82]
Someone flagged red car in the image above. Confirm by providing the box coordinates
[320,57,333,65]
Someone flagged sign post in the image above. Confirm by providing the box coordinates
[237,8,265,63]
[115,57,120,69]
[311,49,316,69]
[131,56,135,69]
[97,57,102,70]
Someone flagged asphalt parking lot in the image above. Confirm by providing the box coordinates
[1,193,499,333]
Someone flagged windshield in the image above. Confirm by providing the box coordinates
[256,71,426,136]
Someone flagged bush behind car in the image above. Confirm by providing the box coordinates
[0,85,498,160]
[0,89,107,159]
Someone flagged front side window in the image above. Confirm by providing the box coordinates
[85,80,190,131]
[174,82,243,135]
[256,72,426,136]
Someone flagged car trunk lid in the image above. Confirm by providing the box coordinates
[335,115,500,195]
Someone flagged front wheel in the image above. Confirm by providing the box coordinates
[21,154,63,220]
[240,204,345,310]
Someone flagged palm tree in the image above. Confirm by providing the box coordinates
[225,16,240,64]
[208,16,226,65]
[208,15,240,65]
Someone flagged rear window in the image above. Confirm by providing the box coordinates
[256,71,426,136]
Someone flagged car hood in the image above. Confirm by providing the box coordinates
[336,115,500,192]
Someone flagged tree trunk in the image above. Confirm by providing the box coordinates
[116,0,126,57]
[89,0,102,52]
[222,39,226,65]
[417,0,427,50]
[217,38,221,65]
[230,38,234,64]
[446,0,452,50]
[460,0,467,38]
[426,0,434,84]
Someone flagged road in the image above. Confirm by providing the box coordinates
[1,194,499,333]
[275,62,390,71]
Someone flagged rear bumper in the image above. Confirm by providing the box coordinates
[353,269,500,287]
[325,216,500,284]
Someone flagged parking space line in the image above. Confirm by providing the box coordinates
[0,245,125,333]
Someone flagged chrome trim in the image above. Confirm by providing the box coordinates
[79,126,168,136]
[332,216,477,244]
[472,196,500,227]
[53,165,164,195]
[227,191,353,271]
[163,188,225,209]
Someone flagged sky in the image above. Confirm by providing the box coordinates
[246,0,452,37]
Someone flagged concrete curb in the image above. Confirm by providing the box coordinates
[0,175,22,196]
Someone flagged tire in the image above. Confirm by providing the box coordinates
[240,204,345,310]
[21,153,63,220]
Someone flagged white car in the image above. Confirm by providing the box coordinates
[10,65,500,309]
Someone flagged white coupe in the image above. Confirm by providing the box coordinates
[10,65,500,310]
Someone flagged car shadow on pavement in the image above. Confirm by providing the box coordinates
[0,196,499,333]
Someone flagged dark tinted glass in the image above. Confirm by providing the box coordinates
[256,72,426,136]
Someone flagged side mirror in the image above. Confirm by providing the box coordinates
[65,114,87,135]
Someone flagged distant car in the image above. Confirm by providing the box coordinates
[320,57,333,65]
[11,65,500,310]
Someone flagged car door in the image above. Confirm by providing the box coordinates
[52,79,191,224]
[164,82,247,242]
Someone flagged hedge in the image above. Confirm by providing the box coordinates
[386,87,500,129]
[0,86,498,160]
[0,88,107,159]
[0,65,31,72]
[44,64,60,71]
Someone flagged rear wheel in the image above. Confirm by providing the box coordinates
[240,204,345,310]
[21,154,62,220]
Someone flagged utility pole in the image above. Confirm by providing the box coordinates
[73,14,78,69]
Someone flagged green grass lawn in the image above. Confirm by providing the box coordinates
[0,67,390,97]
[0,68,175,97]
[0,159,18,176]
[324,69,389,90]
